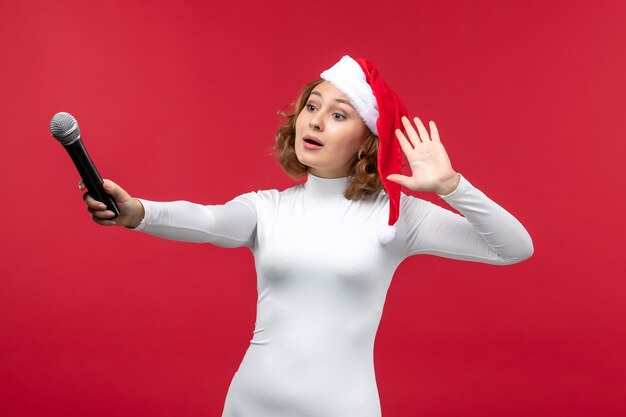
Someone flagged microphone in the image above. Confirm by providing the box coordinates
[50,112,120,219]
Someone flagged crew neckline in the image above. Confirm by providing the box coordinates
[303,173,348,197]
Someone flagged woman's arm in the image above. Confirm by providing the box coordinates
[388,116,533,264]
[134,196,257,248]
[400,177,533,264]
[80,179,257,248]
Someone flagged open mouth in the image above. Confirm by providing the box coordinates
[304,137,323,146]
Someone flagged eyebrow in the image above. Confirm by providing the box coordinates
[310,91,355,109]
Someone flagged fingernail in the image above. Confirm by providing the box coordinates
[99,203,107,209]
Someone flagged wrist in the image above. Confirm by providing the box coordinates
[436,173,461,196]
[124,199,145,229]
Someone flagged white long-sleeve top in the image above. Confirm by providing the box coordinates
[135,174,533,417]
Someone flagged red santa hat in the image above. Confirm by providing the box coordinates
[320,55,408,244]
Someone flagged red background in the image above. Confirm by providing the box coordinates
[1,0,624,416]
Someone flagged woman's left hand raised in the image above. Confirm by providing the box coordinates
[387,116,460,195]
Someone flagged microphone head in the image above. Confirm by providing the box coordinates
[50,112,81,146]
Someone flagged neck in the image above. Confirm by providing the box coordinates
[304,173,348,197]
[307,162,353,179]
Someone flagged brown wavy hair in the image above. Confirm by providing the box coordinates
[274,79,384,200]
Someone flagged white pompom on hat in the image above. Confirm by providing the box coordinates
[320,55,408,244]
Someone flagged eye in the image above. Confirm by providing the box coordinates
[306,103,317,112]
[332,113,346,121]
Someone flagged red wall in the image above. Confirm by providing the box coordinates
[1,0,624,416]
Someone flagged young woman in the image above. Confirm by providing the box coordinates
[81,55,533,417]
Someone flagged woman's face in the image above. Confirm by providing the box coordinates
[295,81,370,178]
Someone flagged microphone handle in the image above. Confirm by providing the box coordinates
[65,140,120,219]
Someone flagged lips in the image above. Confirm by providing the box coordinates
[303,135,323,148]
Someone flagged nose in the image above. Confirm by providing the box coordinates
[309,113,323,131]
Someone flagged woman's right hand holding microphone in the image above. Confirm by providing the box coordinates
[79,179,145,229]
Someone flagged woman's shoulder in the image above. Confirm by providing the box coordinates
[399,192,432,207]
[232,183,304,205]
[397,192,438,221]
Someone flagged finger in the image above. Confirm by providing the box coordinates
[83,192,107,210]
[92,217,117,226]
[87,205,116,218]
[414,117,431,142]
[429,120,441,142]
[102,179,132,203]
[395,129,414,155]
[386,174,412,188]
[401,116,421,145]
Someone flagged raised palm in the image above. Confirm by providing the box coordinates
[387,116,459,195]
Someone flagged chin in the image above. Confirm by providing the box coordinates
[295,150,314,168]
